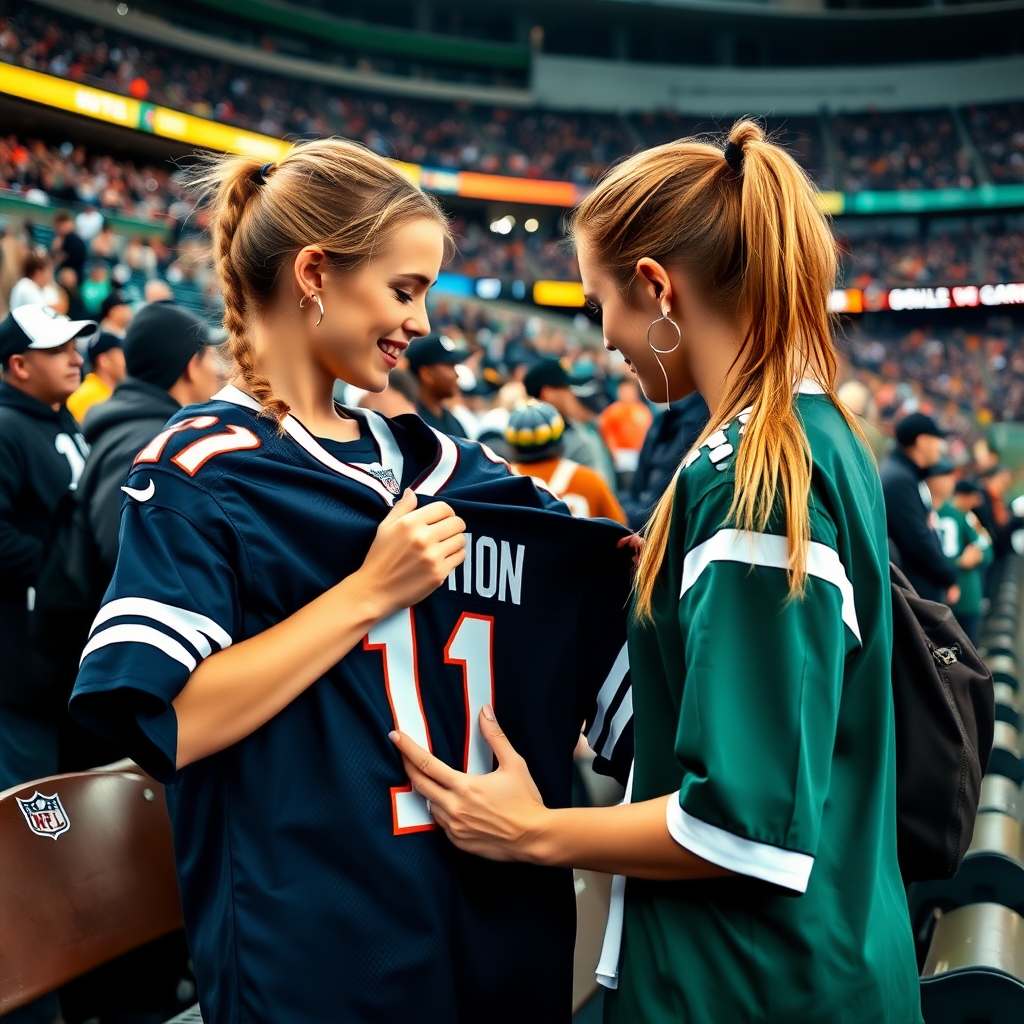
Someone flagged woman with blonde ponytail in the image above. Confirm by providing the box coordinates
[392,121,923,1023]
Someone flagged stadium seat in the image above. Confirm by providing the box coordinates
[995,683,1022,728]
[987,655,1020,690]
[909,811,1024,930]
[979,774,1023,821]
[989,723,1024,784]
[0,768,183,1015]
[920,903,1024,1024]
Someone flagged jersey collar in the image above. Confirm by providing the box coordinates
[213,384,408,505]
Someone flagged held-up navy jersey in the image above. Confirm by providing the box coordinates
[71,385,633,1024]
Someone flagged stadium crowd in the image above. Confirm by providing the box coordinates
[4,135,1024,301]
[3,2,1024,188]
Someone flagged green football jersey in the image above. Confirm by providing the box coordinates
[605,385,923,1024]
[936,501,993,615]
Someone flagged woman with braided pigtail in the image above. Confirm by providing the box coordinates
[391,120,924,1022]
[70,140,491,1022]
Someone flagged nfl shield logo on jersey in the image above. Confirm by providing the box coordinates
[16,791,70,840]
[369,467,401,495]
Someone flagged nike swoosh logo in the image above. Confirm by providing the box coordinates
[121,479,155,502]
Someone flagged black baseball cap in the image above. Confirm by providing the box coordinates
[99,288,131,320]
[895,412,949,447]
[523,357,591,398]
[87,330,123,361]
[406,332,471,372]
[0,304,97,365]
[124,303,215,389]
[954,479,983,496]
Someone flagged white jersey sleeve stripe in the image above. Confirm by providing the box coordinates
[80,623,198,672]
[680,529,860,643]
[600,687,633,761]
[89,597,232,656]
[665,797,814,893]
[586,642,630,751]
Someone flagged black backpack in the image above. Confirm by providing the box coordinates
[890,562,995,883]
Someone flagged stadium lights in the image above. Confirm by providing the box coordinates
[524,218,539,233]
[489,215,515,235]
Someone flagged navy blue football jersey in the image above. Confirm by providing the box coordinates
[71,386,633,1024]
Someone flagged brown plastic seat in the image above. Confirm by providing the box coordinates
[0,768,183,1014]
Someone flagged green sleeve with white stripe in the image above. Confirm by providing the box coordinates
[669,481,858,893]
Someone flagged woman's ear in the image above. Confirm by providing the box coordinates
[293,246,326,298]
[635,257,673,314]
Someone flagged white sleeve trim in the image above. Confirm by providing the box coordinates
[665,797,814,893]
[80,623,198,672]
[680,528,860,643]
[89,597,232,658]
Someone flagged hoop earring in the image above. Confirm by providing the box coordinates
[647,312,681,405]
[299,292,325,327]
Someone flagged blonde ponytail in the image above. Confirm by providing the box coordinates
[571,119,862,619]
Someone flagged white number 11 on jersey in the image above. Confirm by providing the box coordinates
[365,609,496,834]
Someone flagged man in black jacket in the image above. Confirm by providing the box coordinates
[880,412,959,604]
[0,305,95,789]
[621,391,710,531]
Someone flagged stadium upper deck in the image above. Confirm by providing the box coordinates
[3,0,1024,193]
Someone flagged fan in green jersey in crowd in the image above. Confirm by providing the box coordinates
[931,467,994,645]
[390,118,924,1024]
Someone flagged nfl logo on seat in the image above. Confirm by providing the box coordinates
[16,791,70,840]
[370,467,401,495]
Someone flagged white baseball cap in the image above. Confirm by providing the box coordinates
[0,304,98,363]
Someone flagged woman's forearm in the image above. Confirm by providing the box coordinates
[532,797,731,881]
[173,571,383,768]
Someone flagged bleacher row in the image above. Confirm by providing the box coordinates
[913,555,1024,1023]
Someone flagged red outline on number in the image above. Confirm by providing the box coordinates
[170,425,262,477]
[444,612,496,775]
[134,416,219,465]
[364,608,436,836]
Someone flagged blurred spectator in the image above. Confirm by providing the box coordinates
[67,328,126,423]
[406,331,473,438]
[79,262,111,315]
[935,477,992,645]
[57,264,88,320]
[599,377,654,483]
[50,208,86,282]
[880,412,959,603]
[506,401,626,522]
[621,391,710,531]
[0,304,91,799]
[524,357,616,485]
[74,202,103,242]
[8,248,54,309]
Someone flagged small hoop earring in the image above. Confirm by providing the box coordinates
[300,292,324,327]
[647,312,681,405]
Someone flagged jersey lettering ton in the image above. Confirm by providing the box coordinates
[71,386,633,1024]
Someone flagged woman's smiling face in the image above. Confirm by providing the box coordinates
[313,217,446,393]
